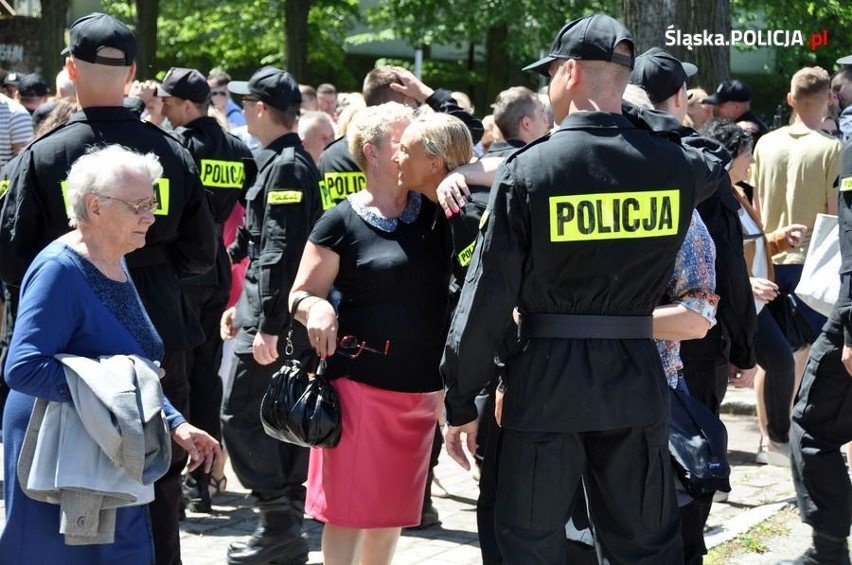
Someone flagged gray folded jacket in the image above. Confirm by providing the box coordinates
[18,354,171,545]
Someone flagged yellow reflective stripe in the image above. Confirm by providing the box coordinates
[478,209,490,230]
[199,159,244,189]
[319,179,333,210]
[323,171,366,209]
[61,178,170,217]
[0,178,9,198]
[268,190,303,205]
[549,189,680,242]
[841,176,852,192]
[153,178,170,215]
[457,239,476,267]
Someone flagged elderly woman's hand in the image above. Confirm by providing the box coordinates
[172,423,221,474]
[306,299,338,359]
[436,172,471,218]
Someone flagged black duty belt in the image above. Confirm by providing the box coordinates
[519,313,653,340]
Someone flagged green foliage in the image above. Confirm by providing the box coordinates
[363,0,619,65]
[732,0,852,75]
[101,0,359,84]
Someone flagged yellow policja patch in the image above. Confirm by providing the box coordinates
[199,159,244,189]
[840,176,852,192]
[268,190,303,205]
[549,189,679,242]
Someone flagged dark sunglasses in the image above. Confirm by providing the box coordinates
[337,335,390,359]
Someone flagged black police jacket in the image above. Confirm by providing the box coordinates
[175,116,254,288]
[441,111,726,431]
[317,89,484,210]
[228,132,321,349]
[838,144,852,346]
[0,107,216,351]
[623,102,757,369]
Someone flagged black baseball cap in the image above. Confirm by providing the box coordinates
[157,67,211,104]
[629,48,697,104]
[523,14,634,76]
[228,66,301,112]
[2,72,21,87]
[17,73,50,98]
[702,79,751,105]
[62,12,136,67]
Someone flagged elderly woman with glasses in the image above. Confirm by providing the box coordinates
[289,102,452,564]
[1,145,220,564]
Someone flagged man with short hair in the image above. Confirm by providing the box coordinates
[208,70,246,129]
[55,68,76,101]
[299,84,318,112]
[754,67,842,342]
[316,82,337,117]
[220,66,321,565]
[703,79,768,136]
[157,66,254,514]
[298,110,335,164]
[15,73,50,113]
[832,56,852,143]
[442,14,724,563]
[0,12,217,565]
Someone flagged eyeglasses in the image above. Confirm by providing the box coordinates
[211,90,227,97]
[99,194,158,215]
[336,335,390,360]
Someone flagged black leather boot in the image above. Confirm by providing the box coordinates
[780,532,851,565]
[182,471,212,513]
[227,496,308,565]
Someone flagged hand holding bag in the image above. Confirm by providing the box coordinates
[795,213,840,318]
[259,295,342,448]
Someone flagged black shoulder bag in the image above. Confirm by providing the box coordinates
[259,295,342,448]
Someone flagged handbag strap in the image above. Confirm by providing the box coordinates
[286,293,327,378]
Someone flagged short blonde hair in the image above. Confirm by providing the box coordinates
[791,66,830,102]
[347,102,414,171]
[409,113,473,172]
[66,144,162,226]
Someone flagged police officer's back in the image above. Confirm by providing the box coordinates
[441,14,725,564]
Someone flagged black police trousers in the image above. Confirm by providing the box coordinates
[151,350,191,565]
[221,351,308,514]
[494,422,682,564]
[791,283,852,540]
[184,284,230,442]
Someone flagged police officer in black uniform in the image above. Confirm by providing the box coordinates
[317,65,484,211]
[219,66,321,565]
[441,14,726,563]
[784,144,852,565]
[0,13,216,565]
[157,66,254,513]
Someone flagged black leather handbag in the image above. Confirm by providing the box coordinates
[259,295,342,448]
[765,292,817,352]
[668,386,731,499]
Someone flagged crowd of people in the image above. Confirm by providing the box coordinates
[0,8,850,565]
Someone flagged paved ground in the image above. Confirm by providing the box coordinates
[2,385,847,563]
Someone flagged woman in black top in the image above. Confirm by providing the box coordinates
[289,102,452,564]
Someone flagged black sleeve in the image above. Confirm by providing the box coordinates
[426,89,485,145]
[0,151,48,286]
[309,206,347,251]
[698,182,757,369]
[257,158,317,334]
[170,159,217,278]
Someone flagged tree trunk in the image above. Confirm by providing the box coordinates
[672,0,730,92]
[622,0,730,95]
[39,0,69,88]
[136,0,159,79]
[285,0,311,80]
[484,22,509,116]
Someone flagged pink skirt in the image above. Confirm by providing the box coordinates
[305,377,440,528]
